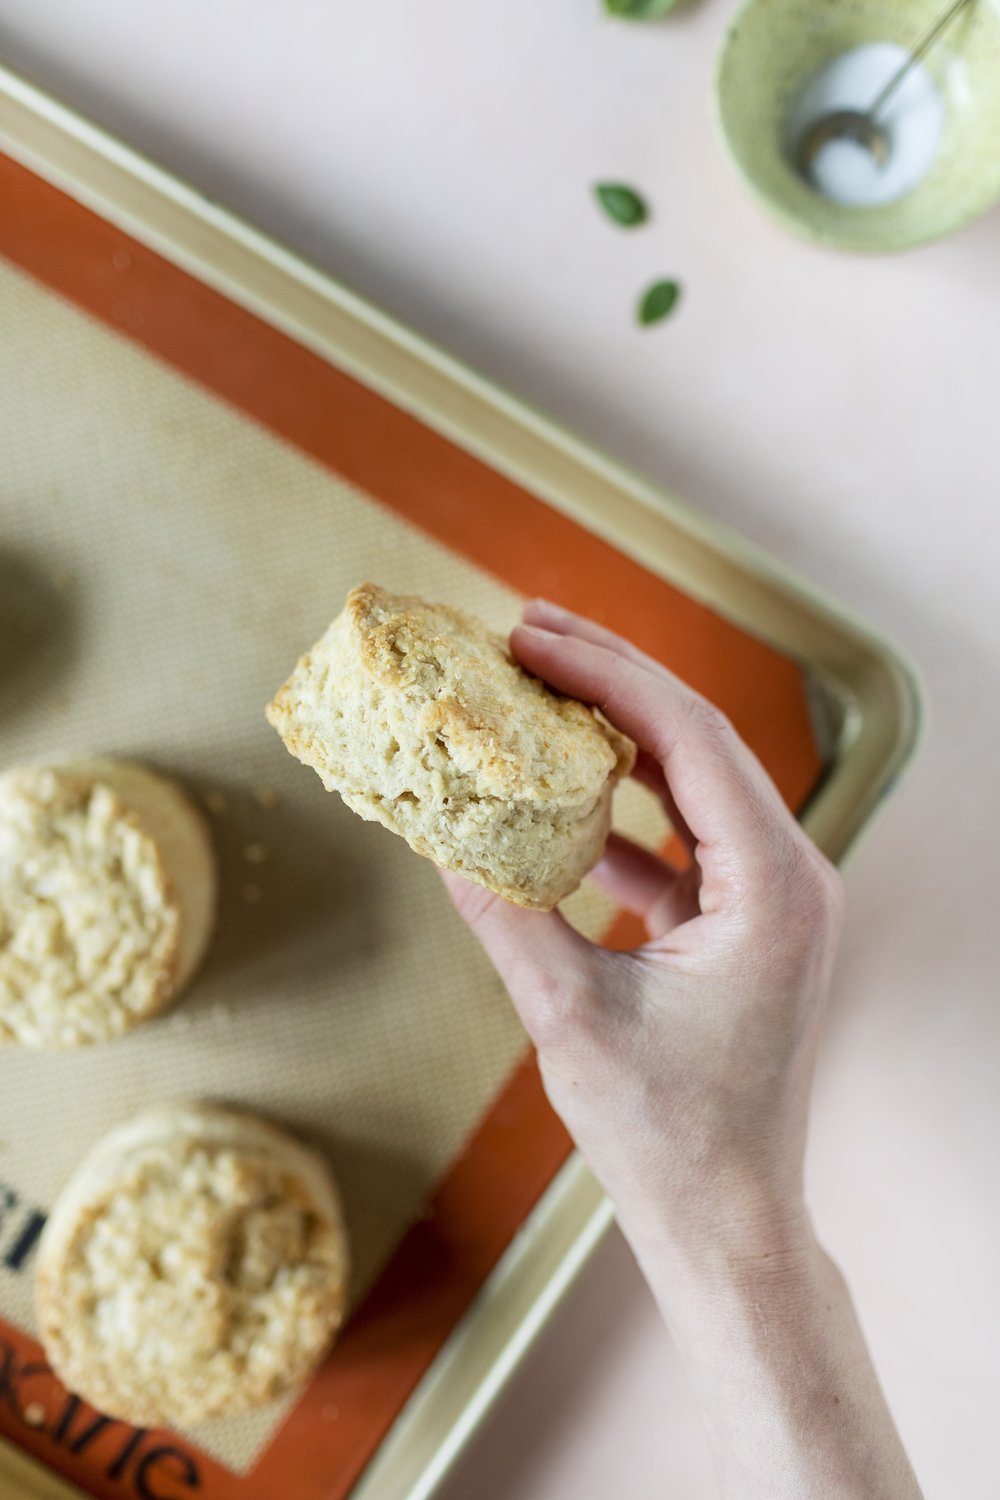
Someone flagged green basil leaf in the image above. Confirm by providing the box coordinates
[604,0,678,18]
[594,182,649,228]
[638,279,681,326]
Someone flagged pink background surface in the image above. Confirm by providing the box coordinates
[0,2,997,1494]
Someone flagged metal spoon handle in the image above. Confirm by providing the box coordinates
[869,0,973,119]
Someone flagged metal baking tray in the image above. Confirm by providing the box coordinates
[0,62,919,1500]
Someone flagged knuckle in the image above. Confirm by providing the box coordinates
[521,965,594,1053]
[726,842,844,987]
[741,832,842,930]
[683,694,734,742]
[814,851,846,924]
[786,841,844,928]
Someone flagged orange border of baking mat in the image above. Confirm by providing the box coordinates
[0,150,822,1500]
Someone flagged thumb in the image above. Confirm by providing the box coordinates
[439,870,596,1047]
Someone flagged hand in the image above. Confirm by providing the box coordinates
[444,603,924,1499]
[443,598,843,1279]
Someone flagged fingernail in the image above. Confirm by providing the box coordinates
[516,624,559,641]
[532,598,566,616]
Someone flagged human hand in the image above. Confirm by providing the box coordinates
[442,598,844,1284]
[444,602,929,1500]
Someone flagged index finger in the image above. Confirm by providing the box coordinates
[512,623,801,894]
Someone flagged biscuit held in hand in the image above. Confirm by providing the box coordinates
[266,583,635,909]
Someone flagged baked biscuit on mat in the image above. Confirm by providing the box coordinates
[36,1103,349,1428]
[0,759,215,1048]
[266,583,635,910]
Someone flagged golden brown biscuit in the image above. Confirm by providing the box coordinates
[266,583,635,909]
[36,1103,349,1428]
[0,759,215,1047]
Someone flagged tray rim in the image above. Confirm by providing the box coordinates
[0,61,922,1500]
[0,1437,85,1500]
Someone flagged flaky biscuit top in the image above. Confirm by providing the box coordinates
[0,767,180,1047]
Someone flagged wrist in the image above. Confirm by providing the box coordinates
[627,1213,923,1500]
[622,1171,819,1319]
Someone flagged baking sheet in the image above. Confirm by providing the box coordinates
[0,68,918,1500]
[0,254,664,1473]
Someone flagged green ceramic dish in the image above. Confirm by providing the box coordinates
[715,0,1000,251]
[605,0,680,16]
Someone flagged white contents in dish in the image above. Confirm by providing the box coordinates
[788,43,946,207]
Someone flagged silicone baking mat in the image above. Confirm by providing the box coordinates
[0,151,822,1500]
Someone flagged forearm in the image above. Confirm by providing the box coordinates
[626,1206,923,1500]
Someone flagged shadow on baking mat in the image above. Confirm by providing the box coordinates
[0,546,80,729]
[152,766,383,1004]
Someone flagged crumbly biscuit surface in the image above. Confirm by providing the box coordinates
[267,584,635,909]
[36,1106,348,1428]
[0,768,180,1047]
